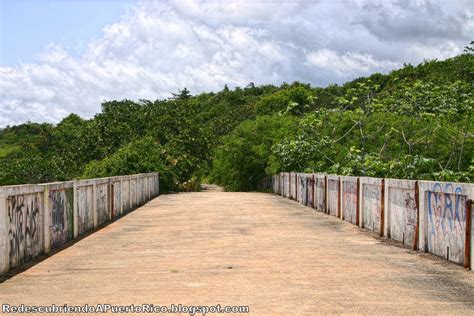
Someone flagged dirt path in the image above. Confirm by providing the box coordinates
[0,191,473,314]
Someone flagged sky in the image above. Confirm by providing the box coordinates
[0,0,472,127]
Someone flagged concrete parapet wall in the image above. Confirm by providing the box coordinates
[283,173,290,198]
[307,174,315,208]
[0,173,159,275]
[359,177,383,233]
[314,174,326,212]
[290,172,297,200]
[418,180,473,266]
[384,178,417,247]
[340,176,358,225]
[326,175,340,218]
[273,172,473,269]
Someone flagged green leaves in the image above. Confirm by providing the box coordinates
[210,115,297,191]
[1,52,472,189]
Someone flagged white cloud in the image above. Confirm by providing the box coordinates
[409,41,464,60]
[305,49,401,77]
[0,0,472,127]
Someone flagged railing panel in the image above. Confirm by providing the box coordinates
[340,176,358,224]
[76,182,94,235]
[314,174,326,212]
[419,181,473,265]
[360,177,383,233]
[96,182,109,225]
[327,175,339,217]
[385,179,417,247]
[44,182,74,250]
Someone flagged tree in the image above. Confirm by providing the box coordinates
[172,88,191,100]
[464,40,474,54]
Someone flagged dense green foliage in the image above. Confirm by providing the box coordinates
[0,53,472,191]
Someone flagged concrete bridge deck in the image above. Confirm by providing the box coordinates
[1,189,473,314]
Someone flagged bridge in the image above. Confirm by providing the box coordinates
[0,173,473,314]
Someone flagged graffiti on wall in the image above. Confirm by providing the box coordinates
[363,184,381,232]
[427,183,466,264]
[327,179,339,216]
[8,193,42,268]
[342,181,357,224]
[314,178,325,212]
[388,188,417,246]
[49,189,73,249]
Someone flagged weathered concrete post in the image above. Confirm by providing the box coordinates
[418,182,427,253]
[324,175,328,213]
[413,181,420,250]
[108,178,113,220]
[43,185,51,254]
[380,179,385,237]
[146,174,150,201]
[0,188,8,274]
[338,177,342,219]
[383,179,389,238]
[93,180,98,228]
[356,178,360,226]
[465,199,472,269]
[136,176,139,207]
[73,181,78,239]
[128,175,132,211]
[120,177,124,216]
[294,173,297,201]
[358,178,363,228]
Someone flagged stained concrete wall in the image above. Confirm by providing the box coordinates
[340,176,358,225]
[112,177,122,218]
[385,179,417,247]
[272,175,280,195]
[290,173,297,200]
[273,172,474,269]
[298,174,308,205]
[314,174,326,212]
[295,174,314,207]
[360,177,383,233]
[279,174,284,197]
[122,177,131,212]
[0,173,159,275]
[326,175,340,217]
[282,173,290,198]
[307,174,314,208]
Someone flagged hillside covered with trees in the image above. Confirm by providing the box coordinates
[0,51,472,192]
